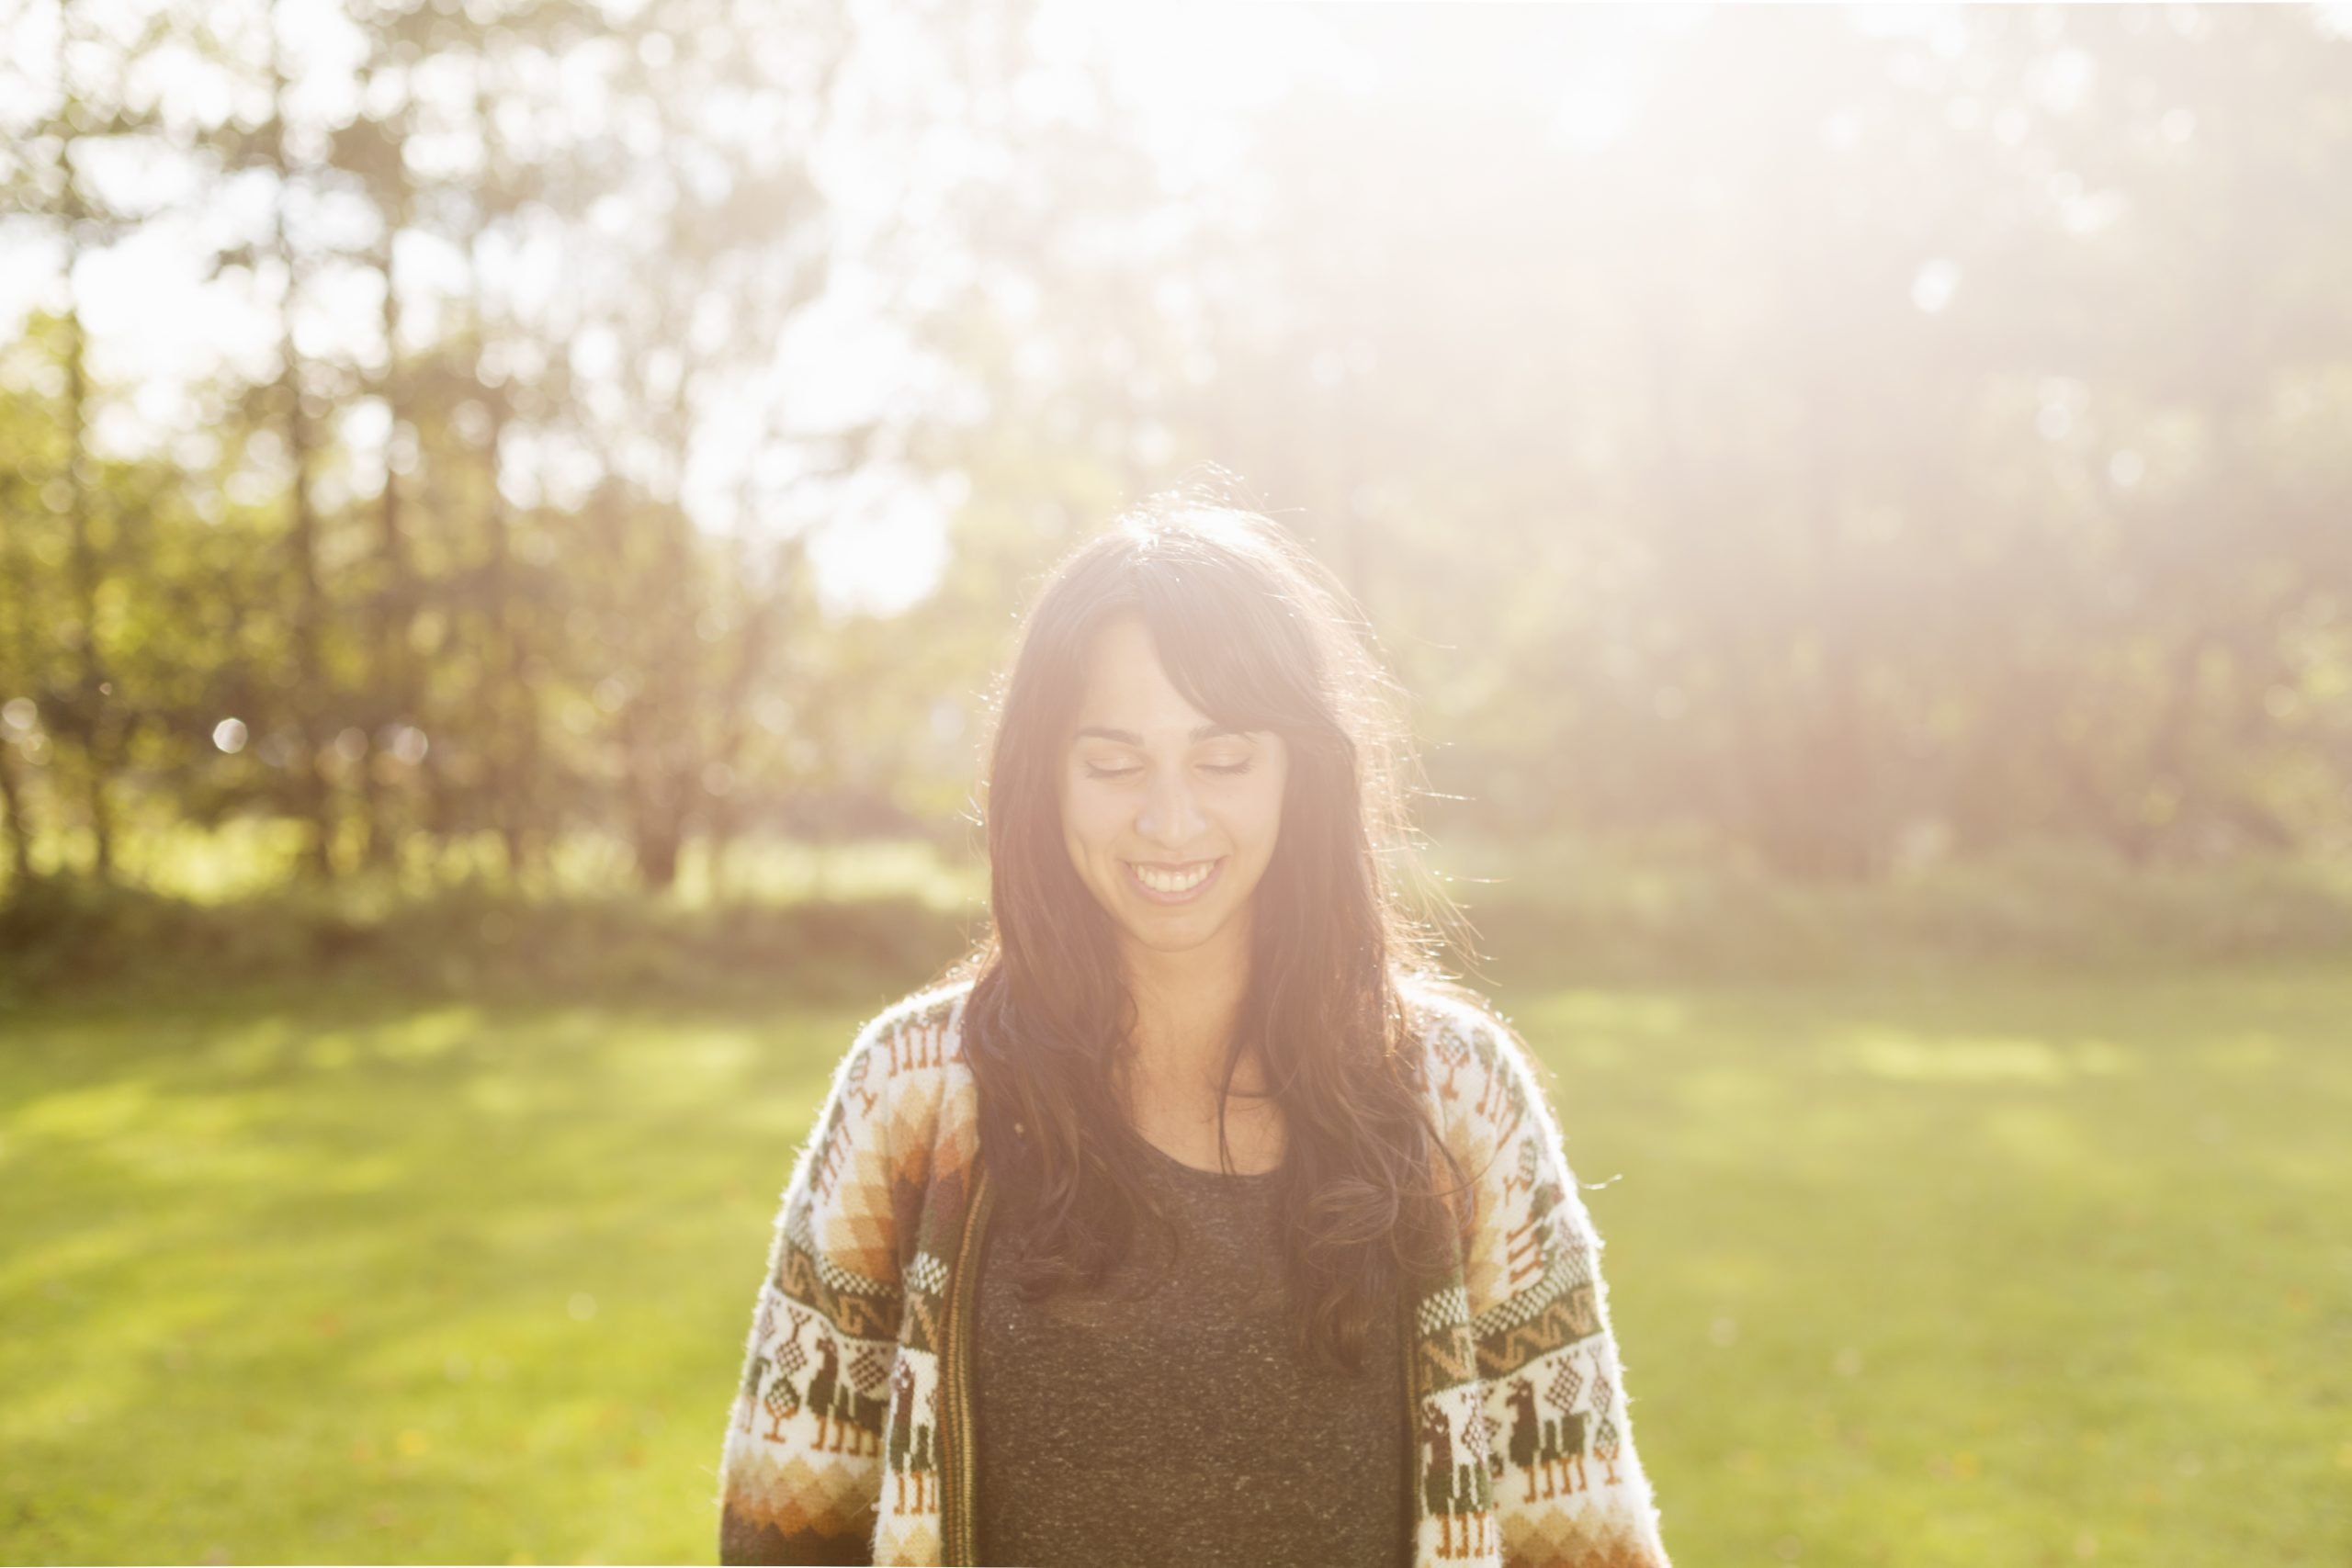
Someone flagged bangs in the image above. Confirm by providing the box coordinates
[1124,519,1332,743]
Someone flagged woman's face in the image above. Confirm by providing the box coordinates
[1058,615,1290,965]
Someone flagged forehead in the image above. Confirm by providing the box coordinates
[1069,616,1216,734]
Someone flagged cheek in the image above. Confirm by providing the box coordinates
[1236,770,1288,852]
[1060,784,1120,854]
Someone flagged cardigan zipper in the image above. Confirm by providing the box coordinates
[941,1159,994,1565]
[1400,1286,1422,1568]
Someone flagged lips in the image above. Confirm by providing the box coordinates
[1123,856,1225,905]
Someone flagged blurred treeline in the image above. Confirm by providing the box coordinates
[4,2,2351,920]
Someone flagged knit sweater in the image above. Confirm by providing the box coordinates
[715,976,1675,1568]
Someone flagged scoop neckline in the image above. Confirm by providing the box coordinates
[1136,1132,1283,1184]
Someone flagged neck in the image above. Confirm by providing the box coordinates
[1115,908,1260,1092]
[1114,911,1286,1174]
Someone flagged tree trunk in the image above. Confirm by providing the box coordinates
[360,219,416,874]
[60,151,117,881]
[478,399,542,886]
[0,735,33,889]
[700,538,790,901]
[636,818,683,894]
[271,5,335,883]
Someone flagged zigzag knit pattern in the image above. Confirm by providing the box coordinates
[716,977,1675,1567]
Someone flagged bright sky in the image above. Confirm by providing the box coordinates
[0,2,1883,615]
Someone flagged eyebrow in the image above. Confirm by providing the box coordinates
[1072,723,1247,746]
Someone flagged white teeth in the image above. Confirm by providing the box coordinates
[1134,861,1214,894]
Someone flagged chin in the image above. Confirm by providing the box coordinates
[1105,890,1230,941]
[1157,895,1263,948]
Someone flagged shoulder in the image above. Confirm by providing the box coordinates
[784,977,978,1265]
[828,973,973,1100]
[1398,971,1514,1052]
[1398,976,1612,1327]
[1396,971,1559,1162]
[842,975,976,1083]
[800,976,977,1146]
[813,975,978,1164]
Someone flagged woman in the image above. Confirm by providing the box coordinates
[717,502,1673,1567]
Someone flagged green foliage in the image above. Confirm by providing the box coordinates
[11,827,2352,1007]
[7,6,2352,897]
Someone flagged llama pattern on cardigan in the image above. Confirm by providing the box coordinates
[716,977,1673,1567]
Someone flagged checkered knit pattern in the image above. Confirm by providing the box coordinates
[716,978,1673,1567]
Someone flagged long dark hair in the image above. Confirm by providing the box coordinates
[946,493,1472,1370]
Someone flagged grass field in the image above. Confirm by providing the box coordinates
[4,968,2348,1565]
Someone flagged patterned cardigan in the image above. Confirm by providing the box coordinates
[715,976,1674,1567]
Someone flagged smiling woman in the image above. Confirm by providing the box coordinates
[715,497,1674,1567]
[1058,617,1293,1171]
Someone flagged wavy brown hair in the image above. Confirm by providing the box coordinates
[945,494,1476,1371]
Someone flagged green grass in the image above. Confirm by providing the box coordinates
[4,970,2349,1564]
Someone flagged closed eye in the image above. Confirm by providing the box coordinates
[1083,761,1253,780]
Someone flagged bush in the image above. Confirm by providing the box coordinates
[1427,838,2352,983]
[0,874,983,1009]
[8,838,2349,1009]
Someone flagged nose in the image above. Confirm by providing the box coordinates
[1135,767,1208,851]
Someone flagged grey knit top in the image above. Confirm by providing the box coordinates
[971,1137,1412,1568]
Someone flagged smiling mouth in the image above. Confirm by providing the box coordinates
[1124,857,1224,901]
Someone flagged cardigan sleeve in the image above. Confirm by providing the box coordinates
[717,1011,907,1565]
[1447,1000,1674,1568]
